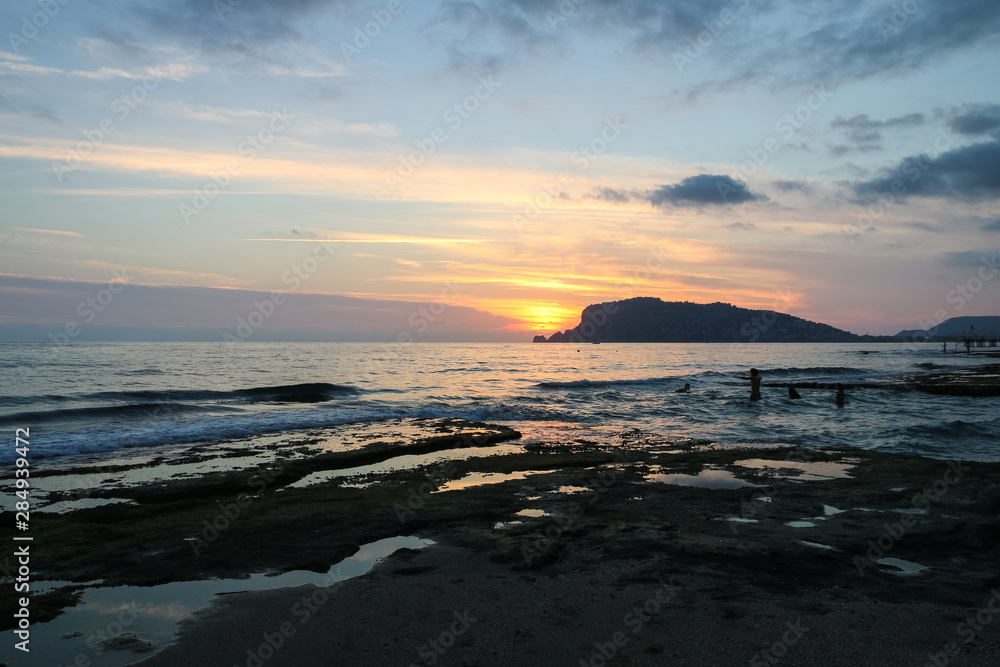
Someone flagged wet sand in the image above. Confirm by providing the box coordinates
[4,416,1000,666]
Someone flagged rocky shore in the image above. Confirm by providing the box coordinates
[3,416,1000,666]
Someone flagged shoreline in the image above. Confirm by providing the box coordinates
[3,418,1000,665]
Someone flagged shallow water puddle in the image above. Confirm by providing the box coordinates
[733,459,854,481]
[0,536,433,667]
[433,469,562,493]
[785,520,818,528]
[876,557,929,575]
[552,485,590,494]
[645,468,760,490]
[516,508,549,518]
[799,540,837,551]
[288,443,526,488]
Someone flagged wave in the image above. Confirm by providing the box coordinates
[761,366,867,377]
[0,402,230,426]
[0,382,359,410]
[536,376,676,389]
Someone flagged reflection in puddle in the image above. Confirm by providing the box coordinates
[0,536,433,667]
[433,469,558,493]
[877,557,929,575]
[553,485,589,495]
[713,517,758,523]
[786,520,817,528]
[516,509,548,518]
[39,498,137,514]
[823,505,846,516]
[799,540,836,551]
[290,444,526,488]
[733,459,854,481]
[645,468,760,490]
[493,520,524,530]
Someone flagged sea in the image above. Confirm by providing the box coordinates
[2,340,998,464]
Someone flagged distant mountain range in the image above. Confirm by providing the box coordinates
[532,298,888,343]
[896,316,1000,340]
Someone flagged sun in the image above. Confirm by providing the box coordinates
[509,303,581,333]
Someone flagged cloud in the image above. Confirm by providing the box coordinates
[829,112,925,153]
[941,250,999,268]
[947,103,1000,136]
[726,222,757,231]
[853,140,1000,201]
[591,187,632,203]
[128,0,354,59]
[983,219,1000,233]
[429,0,1000,93]
[647,174,765,207]
[771,180,815,195]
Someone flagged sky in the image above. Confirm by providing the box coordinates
[1,0,999,342]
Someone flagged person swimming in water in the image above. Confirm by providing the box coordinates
[750,368,761,401]
[675,383,691,393]
[836,383,846,407]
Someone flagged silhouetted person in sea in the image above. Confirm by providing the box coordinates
[675,383,691,393]
[750,368,761,401]
[836,383,846,407]
[788,386,801,400]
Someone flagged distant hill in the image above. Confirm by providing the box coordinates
[896,316,1000,340]
[533,298,872,343]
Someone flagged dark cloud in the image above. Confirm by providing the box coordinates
[26,104,63,125]
[829,113,925,153]
[941,250,999,268]
[902,221,939,232]
[947,104,1000,136]
[648,174,765,207]
[853,140,1000,201]
[431,0,1000,92]
[591,187,632,203]
[772,180,814,194]
[726,222,757,231]
[983,219,1000,233]
[125,0,354,59]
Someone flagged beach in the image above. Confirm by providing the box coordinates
[2,343,999,665]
